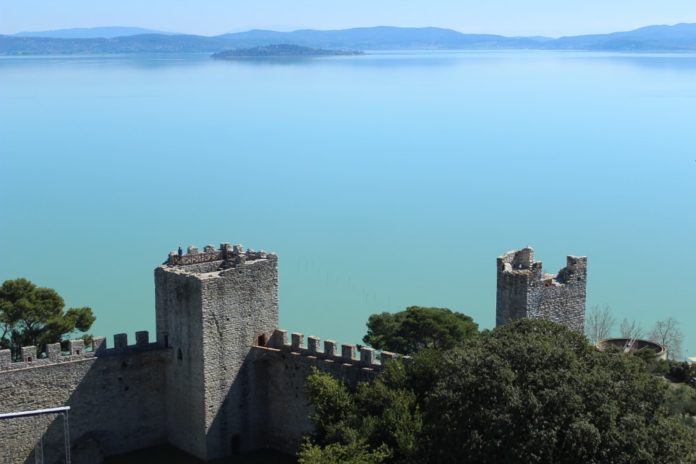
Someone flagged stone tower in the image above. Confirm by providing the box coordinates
[496,247,587,332]
[154,243,278,461]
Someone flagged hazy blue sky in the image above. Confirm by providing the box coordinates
[2,0,696,36]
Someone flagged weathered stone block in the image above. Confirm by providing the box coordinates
[47,343,61,361]
[21,346,36,363]
[0,349,10,368]
[381,351,396,366]
[291,333,304,351]
[307,336,320,354]
[341,344,356,362]
[360,347,375,366]
[270,329,288,348]
[136,331,149,348]
[114,333,128,350]
[324,340,337,358]
[69,339,85,356]
[92,336,106,354]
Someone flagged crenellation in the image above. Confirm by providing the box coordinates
[114,333,128,350]
[307,336,321,354]
[380,351,396,365]
[165,242,276,268]
[270,329,288,348]
[268,328,388,372]
[93,336,107,354]
[21,346,36,363]
[47,342,61,361]
[0,349,10,368]
[360,347,376,366]
[0,332,160,372]
[291,333,304,351]
[136,330,150,348]
[324,340,337,358]
[69,339,84,357]
[341,344,356,362]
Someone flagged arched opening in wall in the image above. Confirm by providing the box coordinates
[257,333,268,347]
[177,348,183,362]
[231,434,241,455]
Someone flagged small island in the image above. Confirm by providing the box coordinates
[211,43,363,59]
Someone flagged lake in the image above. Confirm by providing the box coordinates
[0,51,694,357]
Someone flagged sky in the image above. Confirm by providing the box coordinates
[2,0,696,37]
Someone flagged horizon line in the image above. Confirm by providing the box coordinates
[3,22,694,39]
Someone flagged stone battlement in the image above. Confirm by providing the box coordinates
[0,330,160,371]
[264,329,407,371]
[166,242,276,268]
[497,248,587,285]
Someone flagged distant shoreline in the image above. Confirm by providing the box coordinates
[3,24,696,55]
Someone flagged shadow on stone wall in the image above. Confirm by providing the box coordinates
[3,348,168,464]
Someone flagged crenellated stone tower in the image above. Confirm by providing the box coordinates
[155,243,278,461]
[496,247,587,332]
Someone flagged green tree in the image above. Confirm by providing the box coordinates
[305,318,696,464]
[0,278,95,356]
[363,306,478,354]
[420,319,695,464]
[298,364,422,464]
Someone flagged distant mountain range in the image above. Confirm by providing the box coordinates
[3,24,696,55]
[12,26,176,39]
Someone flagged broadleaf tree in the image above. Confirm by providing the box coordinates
[303,317,696,464]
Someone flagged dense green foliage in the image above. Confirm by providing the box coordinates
[298,363,421,464]
[301,319,696,464]
[363,306,478,355]
[0,278,95,356]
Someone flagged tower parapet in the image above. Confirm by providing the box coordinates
[496,247,587,332]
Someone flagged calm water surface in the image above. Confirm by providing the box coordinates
[0,51,694,356]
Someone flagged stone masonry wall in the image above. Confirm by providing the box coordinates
[155,243,279,461]
[0,334,167,464]
[250,330,403,454]
[496,248,587,332]
[198,254,278,460]
[155,265,208,459]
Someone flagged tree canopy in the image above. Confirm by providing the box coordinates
[0,278,95,356]
[362,306,478,355]
[301,318,696,464]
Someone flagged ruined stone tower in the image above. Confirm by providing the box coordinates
[496,247,587,332]
[155,243,278,461]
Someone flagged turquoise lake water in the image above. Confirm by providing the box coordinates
[0,51,694,357]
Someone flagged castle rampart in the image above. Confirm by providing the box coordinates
[249,329,406,454]
[496,247,587,332]
[3,242,541,462]
[0,332,168,463]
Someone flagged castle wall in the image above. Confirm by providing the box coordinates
[250,330,392,454]
[0,334,167,464]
